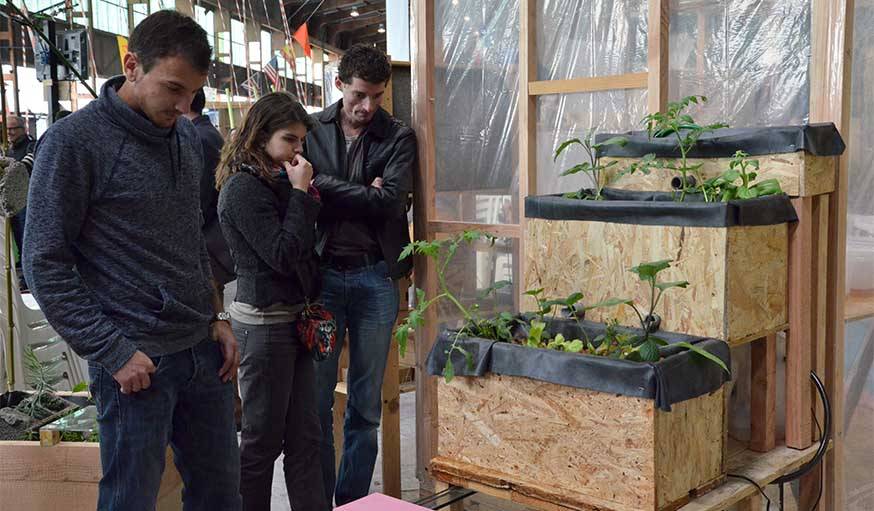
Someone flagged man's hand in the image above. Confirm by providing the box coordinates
[113,351,156,394]
[371,177,383,189]
[210,321,239,383]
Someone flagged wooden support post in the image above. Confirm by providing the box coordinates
[380,337,402,498]
[411,0,439,484]
[812,195,829,438]
[787,197,814,450]
[810,0,854,505]
[750,335,777,453]
[647,0,669,114]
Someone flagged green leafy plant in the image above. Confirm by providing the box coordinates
[641,95,729,201]
[554,128,646,200]
[22,345,59,420]
[700,150,784,201]
[396,231,516,382]
[584,260,728,372]
[523,260,728,373]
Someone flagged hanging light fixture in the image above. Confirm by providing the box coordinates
[350,8,360,17]
[377,23,386,33]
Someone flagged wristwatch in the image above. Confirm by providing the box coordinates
[211,311,231,325]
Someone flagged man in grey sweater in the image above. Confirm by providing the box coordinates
[23,11,241,511]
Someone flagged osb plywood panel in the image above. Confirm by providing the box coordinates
[525,219,789,344]
[602,154,834,197]
[437,375,657,510]
[437,375,726,511]
[726,225,789,342]
[655,389,726,508]
[525,219,729,341]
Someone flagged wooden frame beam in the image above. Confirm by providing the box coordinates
[527,73,647,96]
[647,0,669,113]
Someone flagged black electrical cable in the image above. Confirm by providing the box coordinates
[726,473,771,511]
[773,371,831,485]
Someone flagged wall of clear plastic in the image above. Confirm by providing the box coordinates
[433,0,520,224]
[844,1,874,508]
[535,0,648,195]
[668,0,811,127]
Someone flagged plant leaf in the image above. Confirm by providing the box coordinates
[566,339,584,353]
[527,320,546,347]
[584,297,633,310]
[554,138,583,161]
[638,340,661,362]
[395,324,411,358]
[443,359,455,383]
[630,259,673,282]
[72,381,88,393]
[478,279,512,299]
[398,243,415,262]
[673,342,730,374]
[592,136,628,150]
[654,280,689,291]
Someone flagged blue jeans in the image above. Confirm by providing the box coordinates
[88,338,242,511]
[315,260,399,505]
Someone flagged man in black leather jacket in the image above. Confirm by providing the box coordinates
[305,44,416,506]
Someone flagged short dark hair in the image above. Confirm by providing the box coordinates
[191,88,206,114]
[129,11,212,74]
[338,44,391,85]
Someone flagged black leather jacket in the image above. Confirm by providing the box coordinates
[306,100,416,279]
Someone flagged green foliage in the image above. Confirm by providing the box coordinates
[22,346,59,420]
[396,230,511,382]
[72,381,88,393]
[641,95,729,201]
[699,150,784,201]
[555,128,641,200]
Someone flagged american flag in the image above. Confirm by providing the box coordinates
[263,56,280,92]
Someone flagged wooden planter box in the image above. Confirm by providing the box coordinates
[0,441,182,511]
[426,324,731,511]
[524,193,797,345]
[597,123,845,197]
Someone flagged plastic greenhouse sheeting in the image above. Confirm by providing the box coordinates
[845,1,874,508]
[535,0,649,195]
[434,0,520,224]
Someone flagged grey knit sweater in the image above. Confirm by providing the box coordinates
[23,76,214,374]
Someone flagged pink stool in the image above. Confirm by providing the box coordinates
[336,493,431,511]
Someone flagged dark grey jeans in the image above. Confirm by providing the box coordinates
[232,319,329,511]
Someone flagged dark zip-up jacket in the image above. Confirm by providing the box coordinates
[305,100,416,279]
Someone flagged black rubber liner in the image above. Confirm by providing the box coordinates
[426,318,731,411]
[525,189,798,227]
[595,123,845,158]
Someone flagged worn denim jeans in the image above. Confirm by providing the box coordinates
[88,338,241,511]
[315,260,399,505]
[232,320,329,511]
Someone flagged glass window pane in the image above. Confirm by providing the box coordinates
[94,0,129,36]
[218,31,231,65]
[231,18,246,67]
[260,30,271,66]
[434,0,519,224]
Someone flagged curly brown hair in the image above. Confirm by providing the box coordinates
[215,92,313,190]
